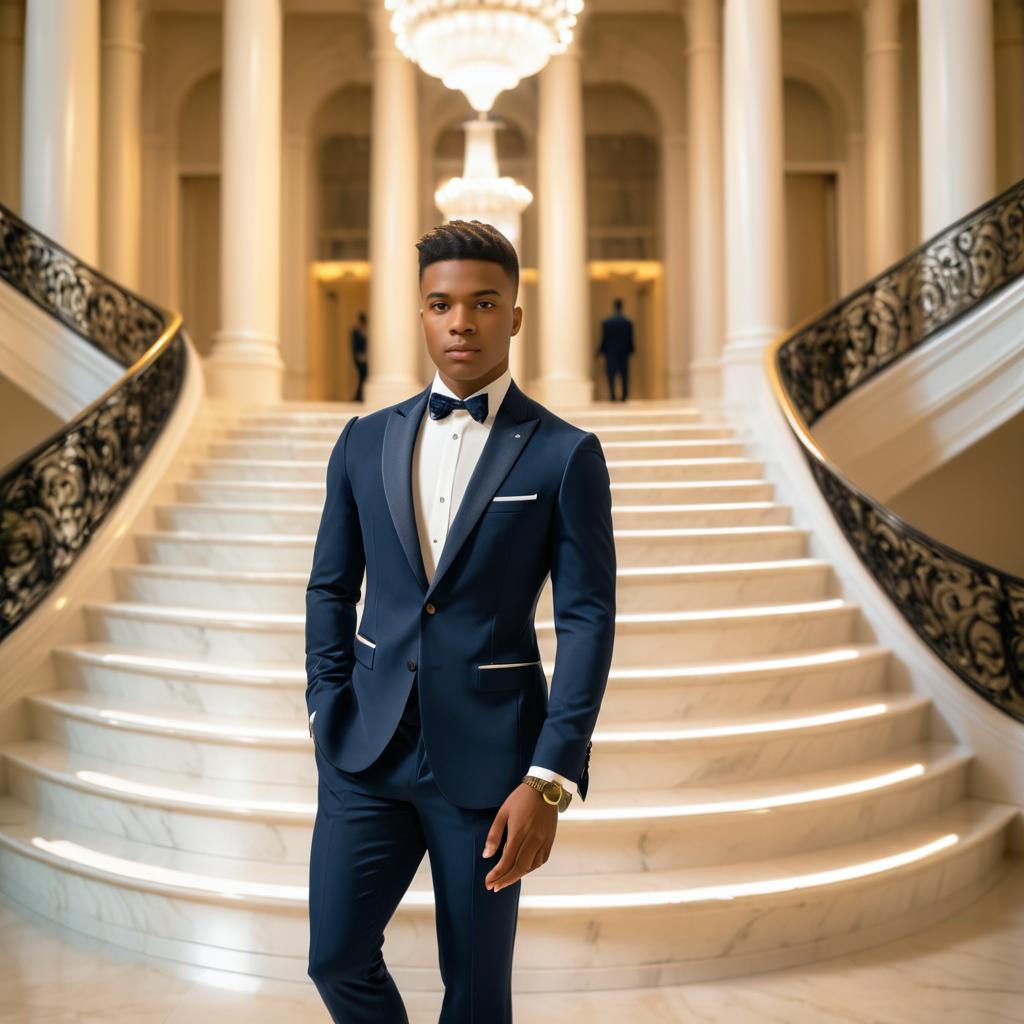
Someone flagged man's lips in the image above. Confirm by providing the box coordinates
[447,347,480,359]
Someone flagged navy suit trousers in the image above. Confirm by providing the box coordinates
[605,355,630,402]
[308,679,522,1022]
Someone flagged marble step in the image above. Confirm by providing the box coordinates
[235,406,706,429]
[79,596,856,666]
[174,476,777,507]
[0,793,1014,987]
[206,437,749,463]
[188,455,766,485]
[110,557,832,615]
[219,421,741,445]
[153,498,793,534]
[22,687,932,788]
[131,524,808,571]
[51,641,890,724]
[0,737,973,872]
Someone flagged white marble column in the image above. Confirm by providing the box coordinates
[721,0,786,407]
[862,0,905,274]
[995,0,1024,189]
[841,130,867,291]
[207,0,284,403]
[918,0,996,238]
[363,0,422,407]
[685,0,724,400]
[534,32,592,407]
[0,1,24,211]
[662,130,689,399]
[22,0,100,262]
[100,0,144,289]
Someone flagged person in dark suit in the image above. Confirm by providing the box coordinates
[351,310,368,402]
[305,219,617,1022]
[597,297,635,401]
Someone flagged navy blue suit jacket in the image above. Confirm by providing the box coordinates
[598,314,635,362]
[305,377,617,809]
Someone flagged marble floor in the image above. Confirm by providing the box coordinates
[0,857,1021,1024]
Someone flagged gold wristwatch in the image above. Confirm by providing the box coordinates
[521,774,572,812]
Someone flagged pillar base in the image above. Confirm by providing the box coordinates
[205,328,285,404]
[687,359,723,400]
[362,374,429,411]
[527,375,595,410]
[720,326,785,419]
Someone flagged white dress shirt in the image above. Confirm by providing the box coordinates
[411,366,577,797]
[312,366,577,798]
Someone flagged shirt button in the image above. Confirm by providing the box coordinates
[439,497,445,503]
[425,602,436,615]
[452,433,458,439]
[407,659,417,671]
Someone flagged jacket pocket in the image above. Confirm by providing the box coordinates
[486,492,539,514]
[354,631,375,669]
[476,659,540,692]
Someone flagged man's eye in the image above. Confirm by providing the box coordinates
[479,301,495,308]
[432,303,448,311]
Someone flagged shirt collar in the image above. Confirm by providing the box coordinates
[429,365,512,424]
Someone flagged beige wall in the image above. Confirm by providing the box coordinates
[0,376,61,470]
[887,408,1024,577]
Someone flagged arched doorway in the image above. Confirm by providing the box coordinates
[583,82,664,400]
[308,84,371,402]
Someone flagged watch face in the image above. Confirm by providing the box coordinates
[542,781,562,804]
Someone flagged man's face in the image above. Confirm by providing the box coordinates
[419,258,522,397]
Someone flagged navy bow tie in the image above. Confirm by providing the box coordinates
[429,391,489,424]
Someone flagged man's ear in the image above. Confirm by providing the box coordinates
[511,305,523,336]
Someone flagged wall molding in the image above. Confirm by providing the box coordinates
[0,340,209,744]
[0,285,122,421]
[703,378,1024,854]
[812,276,1024,501]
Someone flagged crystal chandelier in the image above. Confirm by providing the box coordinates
[435,115,533,253]
[384,0,585,113]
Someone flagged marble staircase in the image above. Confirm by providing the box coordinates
[0,399,1016,990]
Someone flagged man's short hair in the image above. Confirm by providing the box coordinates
[415,219,519,300]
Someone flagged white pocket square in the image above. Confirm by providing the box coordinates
[491,493,538,502]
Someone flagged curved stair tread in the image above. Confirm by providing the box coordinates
[50,639,893,693]
[24,687,929,747]
[0,795,1013,911]
[82,596,856,633]
[0,737,971,820]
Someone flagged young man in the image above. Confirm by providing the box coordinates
[305,219,617,1023]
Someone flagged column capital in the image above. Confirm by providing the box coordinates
[101,0,147,54]
[0,0,25,40]
[684,0,722,53]
[367,0,427,59]
[861,0,903,54]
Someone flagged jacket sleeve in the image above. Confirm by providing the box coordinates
[305,414,364,718]
[528,431,616,801]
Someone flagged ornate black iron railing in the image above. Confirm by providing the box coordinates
[0,201,188,641]
[766,176,1024,725]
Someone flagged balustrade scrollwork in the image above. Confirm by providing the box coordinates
[0,202,188,641]
[768,177,1024,722]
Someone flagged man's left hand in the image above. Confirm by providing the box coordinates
[482,783,558,892]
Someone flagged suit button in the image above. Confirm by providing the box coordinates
[425,602,436,615]
[407,659,416,671]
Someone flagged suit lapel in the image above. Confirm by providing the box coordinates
[381,384,432,592]
[380,377,540,599]
[427,379,539,600]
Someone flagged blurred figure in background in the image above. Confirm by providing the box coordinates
[597,298,634,402]
[351,310,368,402]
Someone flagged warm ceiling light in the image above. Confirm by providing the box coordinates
[385,0,585,112]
